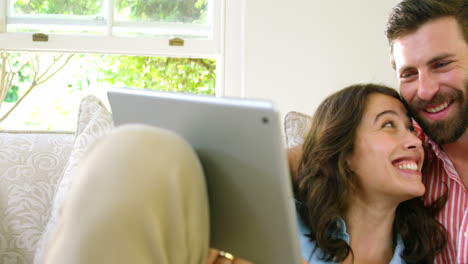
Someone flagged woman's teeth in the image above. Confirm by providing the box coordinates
[398,162,418,171]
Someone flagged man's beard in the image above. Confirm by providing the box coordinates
[404,82,468,145]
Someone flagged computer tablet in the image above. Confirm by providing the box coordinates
[108,88,302,264]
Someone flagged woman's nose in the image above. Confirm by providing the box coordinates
[403,131,423,150]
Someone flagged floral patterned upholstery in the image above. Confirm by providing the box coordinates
[284,111,312,148]
[0,95,114,264]
[0,131,74,264]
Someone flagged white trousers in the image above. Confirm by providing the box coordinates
[44,125,209,264]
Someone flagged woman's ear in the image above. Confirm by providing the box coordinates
[346,154,355,173]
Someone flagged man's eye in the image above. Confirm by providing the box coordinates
[400,71,417,79]
[434,61,451,69]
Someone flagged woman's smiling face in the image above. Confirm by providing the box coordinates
[347,93,425,204]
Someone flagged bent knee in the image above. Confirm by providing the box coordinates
[92,124,204,186]
[104,124,197,160]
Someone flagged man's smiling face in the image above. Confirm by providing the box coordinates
[392,17,468,144]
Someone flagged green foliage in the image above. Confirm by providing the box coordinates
[2,53,33,103]
[98,55,216,95]
[8,0,214,97]
[5,0,216,130]
[5,86,19,102]
[13,0,103,15]
[7,70,32,103]
[13,0,208,23]
[115,0,207,23]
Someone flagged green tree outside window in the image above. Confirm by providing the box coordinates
[2,0,216,130]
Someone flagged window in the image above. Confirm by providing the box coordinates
[0,0,223,130]
[2,0,222,56]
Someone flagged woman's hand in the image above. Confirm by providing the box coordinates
[207,248,254,264]
[207,248,309,264]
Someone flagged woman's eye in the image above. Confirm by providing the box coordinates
[383,121,395,128]
[408,125,416,133]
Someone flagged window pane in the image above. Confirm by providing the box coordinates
[114,0,209,24]
[0,51,216,131]
[7,0,213,37]
[113,0,210,37]
[8,0,106,34]
[10,0,104,16]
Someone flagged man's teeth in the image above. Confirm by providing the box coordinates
[398,162,418,171]
[426,102,449,113]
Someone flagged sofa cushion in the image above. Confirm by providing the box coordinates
[0,130,75,264]
[34,95,114,264]
[283,111,312,149]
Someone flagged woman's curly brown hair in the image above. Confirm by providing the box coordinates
[294,83,447,263]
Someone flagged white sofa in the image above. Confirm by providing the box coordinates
[0,95,311,264]
[0,130,75,263]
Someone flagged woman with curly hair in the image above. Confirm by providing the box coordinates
[294,83,447,264]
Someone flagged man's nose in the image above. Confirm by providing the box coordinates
[417,72,439,101]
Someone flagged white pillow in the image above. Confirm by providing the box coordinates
[34,95,114,264]
[283,111,311,149]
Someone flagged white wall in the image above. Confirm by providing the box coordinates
[226,0,402,118]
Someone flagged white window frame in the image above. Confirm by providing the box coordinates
[222,0,243,97]
[0,0,222,57]
[0,0,230,95]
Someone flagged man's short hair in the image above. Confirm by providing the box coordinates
[385,0,468,52]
